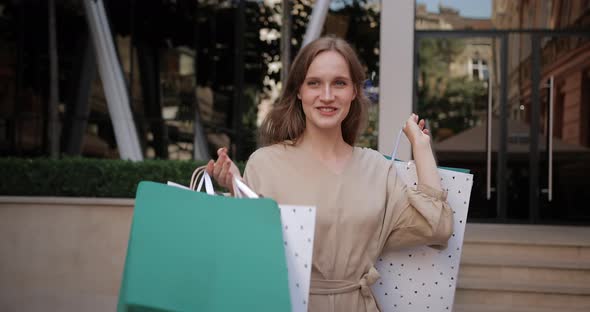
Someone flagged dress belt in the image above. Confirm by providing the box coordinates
[309,266,381,297]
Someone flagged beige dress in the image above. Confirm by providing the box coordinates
[243,142,453,312]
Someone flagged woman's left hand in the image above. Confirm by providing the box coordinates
[403,113,431,147]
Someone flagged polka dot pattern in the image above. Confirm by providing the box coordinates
[279,205,316,312]
[372,161,473,312]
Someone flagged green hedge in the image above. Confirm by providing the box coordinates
[0,158,246,198]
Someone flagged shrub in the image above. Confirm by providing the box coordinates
[0,158,245,198]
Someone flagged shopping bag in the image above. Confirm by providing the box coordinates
[371,130,474,312]
[371,164,473,311]
[117,169,291,312]
[234,178,316,312]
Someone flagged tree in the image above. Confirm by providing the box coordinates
[417,38,488,141]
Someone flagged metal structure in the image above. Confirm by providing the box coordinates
[302,0,331,47]
[83,0,143,161]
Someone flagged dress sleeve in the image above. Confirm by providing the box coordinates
[381,163,454,252]
[242,151,262,194]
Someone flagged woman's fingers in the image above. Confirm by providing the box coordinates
[217,147,228,157]
[212,157,223,179]
[223,171,233,190]
[213,148,228,176]
[206,147,225,186]
[408,114,421,127]
[209,147,240,190]
[219,159,231,182]
[403,113,432,145]
[405,114,419,132]
[206,159,215,176]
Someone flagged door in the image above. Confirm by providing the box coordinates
[534,34,590,223]
[414,33,508,222]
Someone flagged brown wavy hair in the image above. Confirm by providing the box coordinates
[259,36,369,146]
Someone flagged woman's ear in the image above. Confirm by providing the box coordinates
[297,93,301,100]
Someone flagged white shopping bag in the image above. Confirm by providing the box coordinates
[233,178,316,312]
[371,130,474,312]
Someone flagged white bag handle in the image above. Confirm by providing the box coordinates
[391,128,404,161]
[232,176,259,199]
[189,166,215,195]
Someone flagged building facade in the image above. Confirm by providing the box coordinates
[395,0,590,224]
[0,0,589,225]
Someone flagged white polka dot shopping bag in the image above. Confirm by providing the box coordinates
[233,178,316,312]
[372,160,473,312]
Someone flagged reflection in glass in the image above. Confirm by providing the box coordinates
[415,0,493,30]
[503,32,590,223]
[503,33,533,220]
[416,36,500,219]
[537,35,590,223]
[322,1,382,149]
[416,0,590,30]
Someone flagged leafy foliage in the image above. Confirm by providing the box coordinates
[0,158,246,198]
[417,38,488,141]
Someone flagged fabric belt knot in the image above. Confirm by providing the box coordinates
[359,266,381,297]
[309,266,381,298]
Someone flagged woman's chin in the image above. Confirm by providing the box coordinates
[309,120,343,131]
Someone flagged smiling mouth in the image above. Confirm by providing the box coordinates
[317,107,337,112]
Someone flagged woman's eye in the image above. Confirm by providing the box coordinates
[307,80,319,86]
[335,80,347,86]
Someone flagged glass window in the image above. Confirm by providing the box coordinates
[472,58,489,81]
[322,0,381,149]
[268,0,381,150]
[415,31,590,224]
[482,67,489,80]
[415,0,590,30]
[0,0,382,159]
[415,36,499,219]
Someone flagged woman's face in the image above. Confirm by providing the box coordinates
[298,50,356,134]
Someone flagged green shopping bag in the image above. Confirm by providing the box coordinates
[117,181,291,312]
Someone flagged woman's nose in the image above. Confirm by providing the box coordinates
[320,84,334,101]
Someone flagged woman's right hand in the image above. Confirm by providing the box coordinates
[206,147,242,191]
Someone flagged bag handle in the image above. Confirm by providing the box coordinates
[391,128,404,161]
[232,176,259,199]
[189,166,215,195]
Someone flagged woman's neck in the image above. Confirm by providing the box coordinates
[298,126,352,161]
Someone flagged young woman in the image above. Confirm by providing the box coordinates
[206,36,453,312]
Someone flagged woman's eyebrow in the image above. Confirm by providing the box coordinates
[304,75,352,80]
